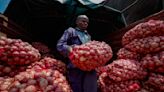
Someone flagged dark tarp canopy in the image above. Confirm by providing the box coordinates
[104,0,163,25]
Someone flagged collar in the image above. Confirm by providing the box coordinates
[75,27,88,34]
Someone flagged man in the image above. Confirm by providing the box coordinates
[56,15,97,92]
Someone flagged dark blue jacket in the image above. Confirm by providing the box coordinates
[56,27,97,92]
[57,27,91,69]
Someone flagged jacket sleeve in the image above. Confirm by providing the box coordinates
[56,28,73,57]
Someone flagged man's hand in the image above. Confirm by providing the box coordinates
[68,44,78,53]
[68,46,73,52]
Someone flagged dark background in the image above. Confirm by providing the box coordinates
[2,0,163,60]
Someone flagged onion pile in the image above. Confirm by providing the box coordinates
[98,72,141,92]
[0,61,27,77]
[2,69,72,92]
[0,36,41,65]
[31,42,50,54]
[69,40,113,71]
[98,59,147,92]
[102,59,147,82]
[120,20,164,91]
[99,20,164,92]
[96,66,108,76]
[0,37,71,91]
[0,77,14,91]
[122,20,164,46]
[141,51,164,73]
[28,57,67,74]
[124,36,163,54]
[118,20,164,72]
[117,48,140,60]
[144,73,164,91]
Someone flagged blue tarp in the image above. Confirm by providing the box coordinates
[0,0,11,14]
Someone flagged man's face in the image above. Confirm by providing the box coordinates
[76,18,89,30]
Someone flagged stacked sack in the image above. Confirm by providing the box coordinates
[28,57,67,75]
[98,59,146,92]
[98,20,164,92]
[0,36,41,77]
[0,37,41,65]
[0,37,71,92]
[0,69,72,92]
[69,40,113,71]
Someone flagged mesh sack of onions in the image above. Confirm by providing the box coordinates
[122,20,164,46]
[117,48,141,60]
[96,66,108,76]
[141,51,164,73]
[98,72,141,92]
[0,36,41,65]
[103,59,147,82]
[31,42,50,54]
[143,73,164,92]
[0,77,15,91]
[69,40,113,71]
[0,61,27,77]
[124,36,164,55]
[8,69,72,92]
[28,57,67,74]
